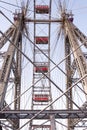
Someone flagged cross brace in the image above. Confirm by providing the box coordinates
[25,18,62,23]
[0,110,87,119]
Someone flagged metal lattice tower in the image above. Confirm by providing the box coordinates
[30,0,56,129]
[0,0,87,130]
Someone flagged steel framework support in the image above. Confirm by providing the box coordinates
[31,0,56,129]
[0,110,87,119]
[65,36,74,130]
[0,3,87,130]
[65,20,87,94]
[0,11,24,129]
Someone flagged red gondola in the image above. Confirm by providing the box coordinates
[33,94,49,102]
[36,37,48,44]
[35,5,49,14]
[35,66,48,73]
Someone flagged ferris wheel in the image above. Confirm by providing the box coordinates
[0,0,87,130]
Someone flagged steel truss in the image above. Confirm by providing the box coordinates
[0,110,87,119]
[0,1,87,130]
[30,0,56,129]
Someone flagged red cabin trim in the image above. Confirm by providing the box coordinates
[35,66,48,73]
[36,37,48,44]
[35,5,49,14]
[33,95,49,102]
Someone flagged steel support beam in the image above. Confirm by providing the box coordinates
[65,20,87,96]
[25,18,62,23]
[65,36,73,130]
[0,26,14,49]
[0,110,87,119]
[72,23,87,48]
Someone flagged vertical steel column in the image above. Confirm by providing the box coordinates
[13,13,23,129]
[14,33,22,110]
[65,36,73,130]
